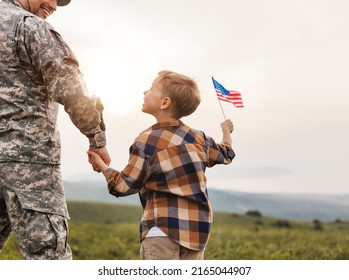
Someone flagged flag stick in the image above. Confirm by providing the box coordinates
[212,76,227,120]
[218,99,227,120]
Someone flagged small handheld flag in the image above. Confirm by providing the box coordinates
[212,77,244,108]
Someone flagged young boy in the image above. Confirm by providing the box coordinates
[87,70,235,260]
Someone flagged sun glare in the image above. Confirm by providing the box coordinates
[82,66,142,116]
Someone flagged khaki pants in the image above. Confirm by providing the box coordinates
[140,236,204,260]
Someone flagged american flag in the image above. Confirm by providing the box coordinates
[212,77,244,108]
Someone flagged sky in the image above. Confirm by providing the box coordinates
[48,0,349,195]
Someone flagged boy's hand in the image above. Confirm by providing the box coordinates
[221,119,234,134]
[221,119,233,147]
[91,146,111,166]
[87,149,108,173]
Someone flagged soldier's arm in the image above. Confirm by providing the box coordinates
[16,16,106,149]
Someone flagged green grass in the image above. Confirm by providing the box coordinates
[1,201,349,260]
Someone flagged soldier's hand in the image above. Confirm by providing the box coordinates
[90,146,111,166]
[87,149,109,173]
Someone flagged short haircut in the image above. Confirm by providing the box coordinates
[157,70,201,119]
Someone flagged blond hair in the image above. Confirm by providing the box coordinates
[157,70,201,119]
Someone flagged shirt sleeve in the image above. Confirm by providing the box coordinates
[105,144,150,197]
[204,134,235,167]
[15,16,106,148]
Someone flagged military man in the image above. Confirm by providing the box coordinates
[0,0,110,259]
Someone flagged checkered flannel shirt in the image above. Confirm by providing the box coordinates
[105,120,235,251]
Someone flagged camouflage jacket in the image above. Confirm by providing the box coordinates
[0,0,106,164]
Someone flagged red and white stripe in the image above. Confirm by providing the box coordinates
[216,90,244,108]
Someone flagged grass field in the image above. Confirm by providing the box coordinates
[1,201,349,260]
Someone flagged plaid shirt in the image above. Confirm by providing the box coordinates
[106,120,235,251]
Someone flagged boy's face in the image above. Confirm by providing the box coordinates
[142,76,165,116]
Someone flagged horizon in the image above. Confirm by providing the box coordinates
[62,172,349,197]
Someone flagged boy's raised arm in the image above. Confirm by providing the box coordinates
[221,119,234,146]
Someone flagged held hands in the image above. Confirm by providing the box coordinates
[87,146,110,174]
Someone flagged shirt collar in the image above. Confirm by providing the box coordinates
[140,120,185,134]
[151,120,184,130]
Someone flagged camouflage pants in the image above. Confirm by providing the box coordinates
[0,162,72,260]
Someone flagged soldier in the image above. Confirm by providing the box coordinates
[0,0,111,259]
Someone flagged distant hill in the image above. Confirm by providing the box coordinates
[63,180,349,222]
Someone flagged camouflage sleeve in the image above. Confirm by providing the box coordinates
[15,16,106,148]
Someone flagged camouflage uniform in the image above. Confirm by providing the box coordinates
[0,0,106,259]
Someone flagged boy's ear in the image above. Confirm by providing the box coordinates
[160,97,172,110]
